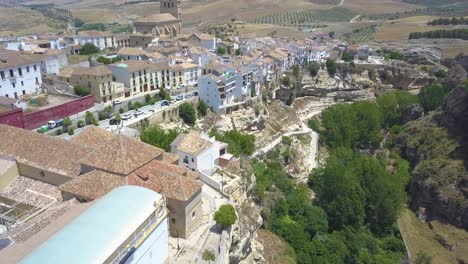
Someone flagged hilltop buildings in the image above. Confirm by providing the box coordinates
[134,0,182,38]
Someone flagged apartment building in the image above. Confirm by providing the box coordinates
[0,49,42,99]
[109,60,163,98]
[198,72,237,113]
[170,62,200,89]
[58,65,124,103]
[74,30,115,50]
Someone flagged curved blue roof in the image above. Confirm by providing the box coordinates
[20,186,162,264]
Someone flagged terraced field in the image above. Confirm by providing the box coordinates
[345,25,379,43]
[365,2,468,20]
[250,7,356,26]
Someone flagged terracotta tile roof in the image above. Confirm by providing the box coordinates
[117,47,149,57]
[130,160,202,201]
[170,62,198,70]
[58,66,111,78]
[71,126,114,148]
[79,134,164,175]
[0,125,88,177]
[158,152,180,164]
[0,50,43,69]
[173,132,213,156]
[137,13,178,23]
[111,60,153,73]
[59,170,125,200]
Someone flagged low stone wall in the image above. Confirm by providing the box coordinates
[199,172,223,192]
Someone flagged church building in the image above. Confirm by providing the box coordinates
[134,0,182,38]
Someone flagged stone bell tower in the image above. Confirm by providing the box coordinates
[160,0,182,21]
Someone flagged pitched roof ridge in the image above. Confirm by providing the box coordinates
[119,135,128,174]
[177,174,187,200]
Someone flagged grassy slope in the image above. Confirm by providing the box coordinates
[257,229,296,264]
[398,208,468,264]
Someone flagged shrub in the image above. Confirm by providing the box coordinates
[209,129,256,157]
[68,128,75,135]
[197,100,208,117]
[326,59,337,76]
[79,43,100,55]
[179,103,197,125]
[56,129,63,135]
[308,61,320,77]
[214,204,237,228]
[62,117,72,131]
[217,47,226,55]
[74,85,90,96]
[119,107,124,114]
[140,126,180,151]
[98,111,107,121]
[341,51,353,62]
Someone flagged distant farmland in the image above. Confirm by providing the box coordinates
[249,7,356,26]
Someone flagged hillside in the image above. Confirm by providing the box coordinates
[396,85,468,230]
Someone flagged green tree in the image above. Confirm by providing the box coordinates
[329,31,335,38]
[321,101,383,148]
[282,76,291,86]
[341,51,353,62]
[377,90,419,127]
[62,117,72,132]
[74,18,85,27]
[308,61,320,77]
[209,129,256,157]
[79,43,100,55]
[197,100,208,117]
[74,85,90,96]
[217,46,226,55]
[419,83,453,112]
[119,107,125,114]
[140,126,180,151]
[214,204,237,228]
[179,102,197,125]
[202,249,216,263]
[115,114,121,124]
[326,59,337,76]
[85,111,96,125]
[292,65,300,79]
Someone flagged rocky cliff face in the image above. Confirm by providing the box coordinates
[396,87,468,230]
[276,62,434,104]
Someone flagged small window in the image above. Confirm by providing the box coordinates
[21,81,24,86]
[33,65,37,71]
[26,66,30,73]
[192,157,194,162]
[192,211,196,219]
[171,218,176,224]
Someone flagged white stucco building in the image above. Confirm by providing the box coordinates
[75,30,115,50]
[0,50,43,99]
[171,132,228,176]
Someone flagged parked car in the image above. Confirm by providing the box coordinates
[113,100,122,105]
[47,120,57,129]
[176,95,183,101]
[192,91,198,96]
[161,100,170,107]
[185,94,192,99]
[121,113,132,120]
[109,118,120,125]
[134,110,145,117]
